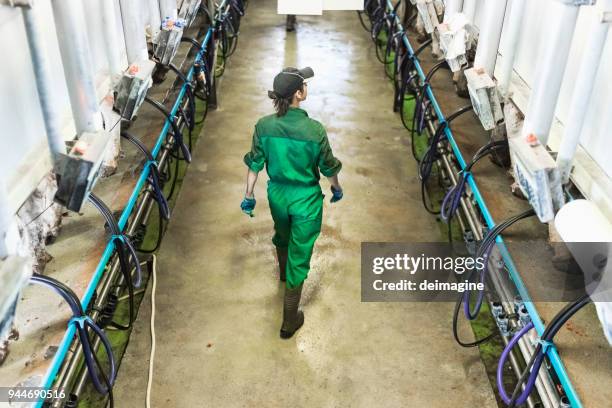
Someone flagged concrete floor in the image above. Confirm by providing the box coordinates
[114,1,497,407]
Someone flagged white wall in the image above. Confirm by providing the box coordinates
[497,0,612,179]
[0,2,70,214]
[0,0,131,215]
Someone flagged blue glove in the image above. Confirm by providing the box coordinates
[330,186,343,203]
[241,196,256,217]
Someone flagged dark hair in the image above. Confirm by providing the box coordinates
[269,85,304,117]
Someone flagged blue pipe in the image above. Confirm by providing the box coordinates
[386,2,582,407]
[34,27,214,407]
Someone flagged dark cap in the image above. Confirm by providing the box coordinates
[268,67,314,99]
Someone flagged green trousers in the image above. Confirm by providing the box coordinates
[268,182,323,289]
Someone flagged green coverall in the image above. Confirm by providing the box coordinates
[244,107,342,289]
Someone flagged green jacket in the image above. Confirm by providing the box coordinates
[244,107,342,187]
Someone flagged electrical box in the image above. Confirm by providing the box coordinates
[436,13,471,72]
[114,59,155,121]
[0,256,30,342]
[54,131,113,212]
[179,0,202,28]
[508,134,564,223]
[154,18,186,66]
[465,67,503,130]
[415,0,440,34]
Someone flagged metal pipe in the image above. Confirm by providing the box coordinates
[119,0,150,64]
[159,0,178,20]
[556,0,612,184]
[520,1,580,145]
[443,0,463,22]
[473,0,508,76]
[438,161,552,408]
[51,0,102,134]
[34,28,215,408]
[148,0,162,42]
[497,0,526,98]
[442,145,557,408]
[100,0,124,81]
[21,5,65,162]
[486,249,558,408]
[437,152,541,408]
[461,0,477,24]
[387,2,583,406]
[71,147,174,399]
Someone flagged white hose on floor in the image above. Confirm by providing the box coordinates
[146,254,157,408]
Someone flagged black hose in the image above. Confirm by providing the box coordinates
[120,132,171,221]
[144,96,192,163]
[452,289,499,347]
[440,140,508,224]
[452,209,536,349]
[418,105,473,214]
[506,294,591,407]
[30,274,116,396]
[87,194,140,330]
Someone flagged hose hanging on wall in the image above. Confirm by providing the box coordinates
[440,140,508,223]
[412,60,448,136]
[395,38,431,115]
[418,105,473,214]
[462,208,535,321]
[498,294,591,407]
[120,132,171,221]
[144,95,192,163]
[120,132,174,254]
[181,35,213,119]
[167,63,197,151]
[30,274,116,400]
[88,193,141,331]
[451,209,536,348]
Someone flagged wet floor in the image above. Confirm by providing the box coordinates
[114,1,497,406]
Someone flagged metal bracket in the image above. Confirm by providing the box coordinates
[465,67,504,130]
[179,0,202,27]
[415,0,440,34]
[154,18,186,66]
[54,130,113,212]
[114,59,155,120]
[508,135,565,223]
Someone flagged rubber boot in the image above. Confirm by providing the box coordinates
[286,15,296,32]
[280,284,304,339]
[276,246,287,282]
